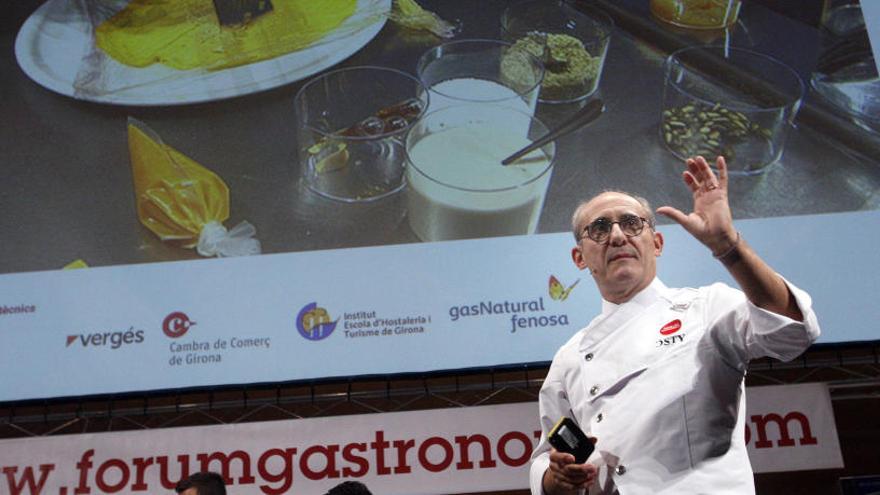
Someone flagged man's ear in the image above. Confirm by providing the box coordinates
[654,230,664,257]
[572,245,588,270]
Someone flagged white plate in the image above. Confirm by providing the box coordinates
[14,0,390,106]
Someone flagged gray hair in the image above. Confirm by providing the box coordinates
[571,190,656,241]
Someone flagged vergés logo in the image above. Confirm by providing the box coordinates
[296,302,338,341]
[163,311,196,338]
[66,327,145,349]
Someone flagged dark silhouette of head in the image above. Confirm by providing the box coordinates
[325,480,373,495]
[175,471,227,495]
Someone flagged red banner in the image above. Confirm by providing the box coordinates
[0,383,843,495]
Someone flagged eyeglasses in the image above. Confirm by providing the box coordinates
[581,214,652,243]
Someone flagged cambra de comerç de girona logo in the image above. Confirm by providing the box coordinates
[296,302,338,341]
[164,311,271,366]
[163,311,196,338]
[447,275,579,333]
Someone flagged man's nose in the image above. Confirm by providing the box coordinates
[608,223,627,245]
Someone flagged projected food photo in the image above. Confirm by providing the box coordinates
[4,0,879,274]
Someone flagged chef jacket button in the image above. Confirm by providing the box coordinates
[596,413,603,423]
[585,353,594,361]
[589,385,599,395]
[615,465,626,475]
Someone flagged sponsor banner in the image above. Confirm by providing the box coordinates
[0,232,593,402]
[0,385,843,495]
[745,383,844,473]
[0,211,878,401]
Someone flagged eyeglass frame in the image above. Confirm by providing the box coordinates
[578,214,654,243]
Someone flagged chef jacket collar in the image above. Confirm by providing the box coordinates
[600,278,670,317]
[579,278,672,352]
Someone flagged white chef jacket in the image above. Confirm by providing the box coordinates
[529,278,820,495]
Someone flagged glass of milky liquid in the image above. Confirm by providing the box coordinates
[405,104,556,242]
[416,39,545,115]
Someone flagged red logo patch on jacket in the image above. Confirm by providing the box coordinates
[660,319,682,335]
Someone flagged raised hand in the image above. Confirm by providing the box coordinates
[656,155,738,255]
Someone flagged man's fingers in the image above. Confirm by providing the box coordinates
[682,171,700,192]
[549,450,576,466]
[656,206,689,227]
[547,449,598,490]
[692,155,724,188]
[547,463,597,493]
[548,453,596,483]
[548,460,571,474]
[697,155,714,178]
[549,468,588,491]
[564,462,597,476]
[687,157,708,185]
[716,155,728,188]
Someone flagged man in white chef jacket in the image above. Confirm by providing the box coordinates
[529,156,820,494]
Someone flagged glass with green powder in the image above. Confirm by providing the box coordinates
[501,0,613,103]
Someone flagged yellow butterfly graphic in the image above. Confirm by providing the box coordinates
[549,275,580,301]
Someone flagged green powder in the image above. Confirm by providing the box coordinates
[508,32,601,101]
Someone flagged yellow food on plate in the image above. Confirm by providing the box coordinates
[96,0,357,70]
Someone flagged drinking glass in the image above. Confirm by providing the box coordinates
[295,66,428,202]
